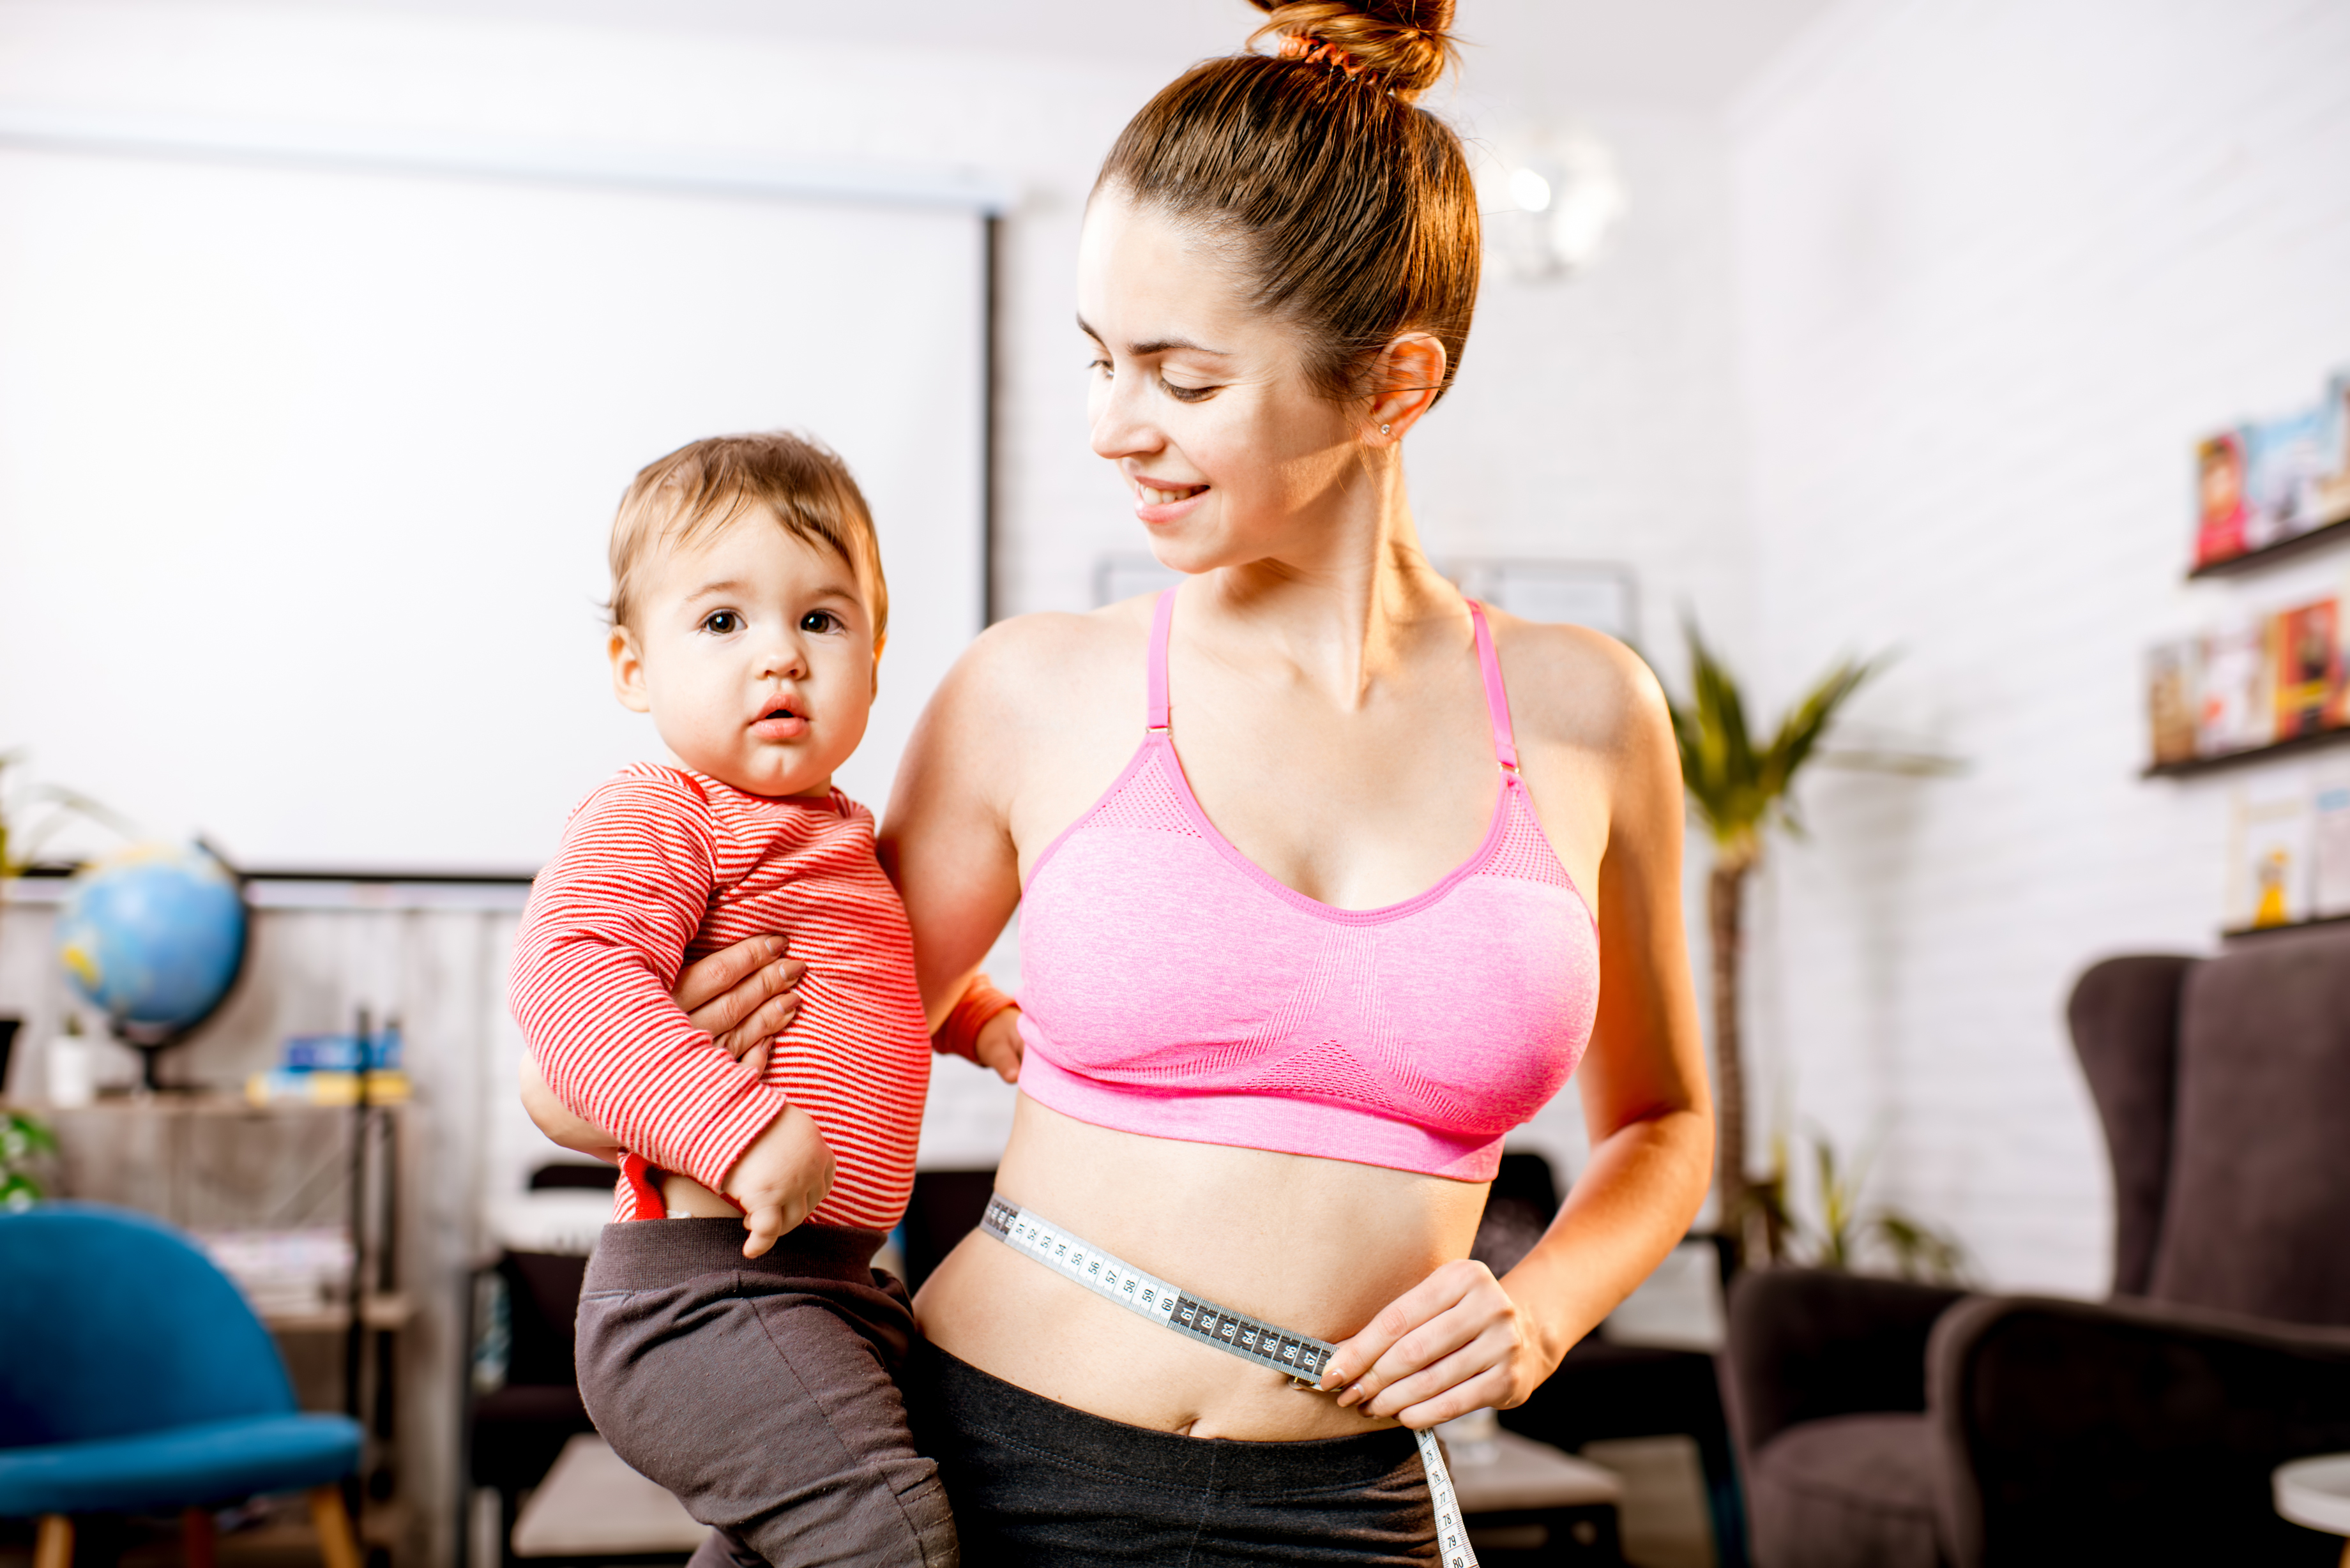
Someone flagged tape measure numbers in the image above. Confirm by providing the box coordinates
[980,1195,1480,1568]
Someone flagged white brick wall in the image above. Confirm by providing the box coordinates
[1727,0,2350,1291]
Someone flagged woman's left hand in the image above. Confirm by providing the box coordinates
[1318,1260,1557,1428]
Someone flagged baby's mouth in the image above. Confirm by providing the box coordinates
[751,702,809,739]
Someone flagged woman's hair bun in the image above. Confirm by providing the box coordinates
[1248,0,1457,101]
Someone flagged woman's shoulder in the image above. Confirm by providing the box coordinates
[1480,608,1672,760]
[944,597,1158,714]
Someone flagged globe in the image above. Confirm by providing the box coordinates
[56,843,248,1087]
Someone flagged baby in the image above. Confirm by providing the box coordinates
[508,433,1014,1568]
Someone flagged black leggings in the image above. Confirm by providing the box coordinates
[906,1341,1438,1565]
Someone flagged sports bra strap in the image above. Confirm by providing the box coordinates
[1466,601,1521,773]
[1147,587,1176,731]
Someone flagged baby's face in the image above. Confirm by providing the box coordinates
[610,515,879,798]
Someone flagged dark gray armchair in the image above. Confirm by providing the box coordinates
[1719,926,2350,1568]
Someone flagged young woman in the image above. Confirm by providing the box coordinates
[529,2,1710,1560]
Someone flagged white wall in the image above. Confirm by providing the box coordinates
[1727,0,2350,1291]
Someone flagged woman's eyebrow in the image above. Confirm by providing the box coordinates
[1075,313,1229,359]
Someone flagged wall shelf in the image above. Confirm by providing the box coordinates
[2223,911,2350,941]
[2188,513,2350,578]
[2142,725,2350,778]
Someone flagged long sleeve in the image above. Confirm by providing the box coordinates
[508,769,787,1191]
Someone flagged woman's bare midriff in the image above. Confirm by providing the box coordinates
[913,1095,1489,1441]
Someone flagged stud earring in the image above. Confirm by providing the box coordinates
[1379,423,1391,435]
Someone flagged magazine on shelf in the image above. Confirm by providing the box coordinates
[2194,430,2251,567]
[2227,776,2314,930]
[2192,370,2350,566]
[2273,597,2346,739]
[2314,765,2350,919]
[2146,639,2202,765]
[2243,402,2338,550]
[2198,620,2273,755]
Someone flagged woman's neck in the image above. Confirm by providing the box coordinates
[1197,459,1462,709]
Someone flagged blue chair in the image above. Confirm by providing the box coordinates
[0,1203,365,1568]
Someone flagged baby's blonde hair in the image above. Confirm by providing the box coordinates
[609,432,887,642]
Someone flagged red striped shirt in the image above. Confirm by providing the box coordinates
[509,763,934,1232]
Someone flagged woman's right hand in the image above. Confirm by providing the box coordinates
[672,933,807,1076]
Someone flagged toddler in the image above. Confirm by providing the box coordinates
[508,433,1014,1568]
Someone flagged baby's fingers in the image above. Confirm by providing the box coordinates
[741,1203,785,1259]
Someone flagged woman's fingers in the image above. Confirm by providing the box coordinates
[1321,1262,1480,1398]
[710,989,800,1060]
[673,934,791,1016]
[1361,1330,1512,1424]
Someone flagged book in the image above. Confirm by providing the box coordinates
[2314,371,2350,529]
[2227,777,2314,930]
[2199,621,2273,755]
[2146,639,2202,765]
[2194,430,2250,566]
[2315,765,2350,919]
[2272,598,2345,739]
[2245,401,2339,548]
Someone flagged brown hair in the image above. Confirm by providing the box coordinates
[1094,0,1478,405]
[607,432,887,644]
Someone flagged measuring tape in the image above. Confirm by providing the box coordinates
[981,1194,1478,1568]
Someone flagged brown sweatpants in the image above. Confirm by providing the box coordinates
[573,1218,958,1568]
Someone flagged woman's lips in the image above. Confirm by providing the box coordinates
[1133,479,1208,525]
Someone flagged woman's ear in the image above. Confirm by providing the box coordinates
[609,626,652,713]
[1365,333,1448,446]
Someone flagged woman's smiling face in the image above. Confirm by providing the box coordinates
[1078,190,1368,574]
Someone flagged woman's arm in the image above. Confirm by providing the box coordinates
[1321,638,1715,1426]
[879,621,1047,1024]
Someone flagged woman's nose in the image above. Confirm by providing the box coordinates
[1089,371,1160,463]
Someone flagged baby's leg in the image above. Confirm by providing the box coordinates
[574,1219,957,1568]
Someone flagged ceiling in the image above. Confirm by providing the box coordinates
[269,0,1842,114]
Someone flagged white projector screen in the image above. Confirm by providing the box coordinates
[0,143,985,871]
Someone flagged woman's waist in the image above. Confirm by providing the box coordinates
[916,1229,1396,1442]
[913,1099,1485,1438]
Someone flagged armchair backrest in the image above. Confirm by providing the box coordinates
[2073,928,2350,1326]
[2067,954,2193,1297]
[0,1203,295,1447]
[2148,924,2350,1325]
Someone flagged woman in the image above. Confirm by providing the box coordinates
[533,2,1709,1560]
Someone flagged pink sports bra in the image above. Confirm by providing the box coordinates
[1014,589,1599,1182]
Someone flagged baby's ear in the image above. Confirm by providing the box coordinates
[609,626,652,713]
[870,630,886,697]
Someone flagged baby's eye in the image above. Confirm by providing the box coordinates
[701,610,743,635]
[799,610,842,634]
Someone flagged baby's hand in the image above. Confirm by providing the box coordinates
[720,1104,836,1258]
[974,1007,1025,1084]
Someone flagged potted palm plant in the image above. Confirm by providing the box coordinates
[1665,626,1883,1264]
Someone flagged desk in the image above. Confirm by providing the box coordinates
[1447,1423,1625,1564]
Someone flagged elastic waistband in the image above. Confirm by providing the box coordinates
[586,1219,884,1290]
[913,1341,1419,1495]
